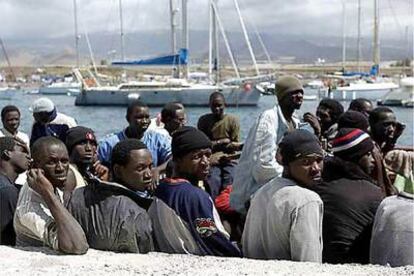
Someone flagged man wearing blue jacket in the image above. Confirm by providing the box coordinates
[148,126,241,257]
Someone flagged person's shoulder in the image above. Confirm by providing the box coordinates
[0,182,19,199]
[55,112,76,126]
[100,130,124,144]
[272,178,322,205]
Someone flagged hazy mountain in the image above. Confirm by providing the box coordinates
[1,30,412,66]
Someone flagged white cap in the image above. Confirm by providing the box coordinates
[30,97,55,113]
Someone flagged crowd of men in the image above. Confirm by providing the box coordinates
[0,76,413,267]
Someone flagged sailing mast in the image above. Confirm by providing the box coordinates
[209,0,220,84]
[181,0,189,79]
[0,38,16,82]
[169,0,178,54]
[372,0,380,75]
[341,0,347,72]
[118,0,125,62]
[73,0,80,67]
[356,0,361,72]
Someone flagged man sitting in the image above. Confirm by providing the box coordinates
[0,137,31,245]
[314,128,384,264]
[148,126,241,257]
[14,137,88,254]
[68,139,154,253]
[65,126,109,188]
[242,130,324,262]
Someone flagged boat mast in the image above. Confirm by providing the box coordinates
[341,0,347,72]
[233,0,259,76]
[73,0,80,67]
[169,0,177,54]
[118,0,125,62]
[373,0,380,75]
[356,0,361,72]
[181,0,189,79]
[0,38,16,82]
[209,0,220,84]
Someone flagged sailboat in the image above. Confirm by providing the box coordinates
[74,0,261,107]
[328,0,399,101]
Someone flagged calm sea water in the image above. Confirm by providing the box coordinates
[3,91,413,146]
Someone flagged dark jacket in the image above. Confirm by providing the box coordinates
[313,156,384,264]
[68,179,154,253]
[0,174,20,245]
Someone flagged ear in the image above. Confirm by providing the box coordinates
[1,150,11,161]
[112,164,122,179]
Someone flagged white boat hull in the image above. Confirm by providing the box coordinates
[75,85,261,106]
[322,84,399,101]
[39,84,81,96]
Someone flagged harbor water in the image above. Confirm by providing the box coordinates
[2,91,413,146]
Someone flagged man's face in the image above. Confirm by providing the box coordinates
[70,140,97,165]
[210,97,225,119]
[280,90,304,110]
[316,106,333,132]
[164,109,186,135]
[127,106,150,134]
[288,155,324,187]
[9,143,31,174]
[35,144,69,189]
[115,149,153,192]
[33,112,52,124]
[358,151,375,175]
[177,148,211,180]
[3,111,20,133]
[372,112,397,142]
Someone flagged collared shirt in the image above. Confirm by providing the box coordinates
[242,177,323,262]
[0,173,20,245]
[14,183,64,250]
[230,103,303,214]
[97,128,172,167]
[370,192,414,267]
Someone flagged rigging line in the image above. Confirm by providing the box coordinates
[386,0,406,43]
[238,0,273,67]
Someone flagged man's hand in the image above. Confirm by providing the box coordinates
[148,168,160,193]
[303,112,321,137]
[27,169,54,197]
[225,142,243,153]
[93,161,109,181]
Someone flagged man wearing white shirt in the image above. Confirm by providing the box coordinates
[0,105,30,185]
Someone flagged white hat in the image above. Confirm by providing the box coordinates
[30,98,55,113]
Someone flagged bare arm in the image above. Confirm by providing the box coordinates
[28,169,89,255]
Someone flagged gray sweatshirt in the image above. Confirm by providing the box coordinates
[370,192,413,267]
[242,177,323,262]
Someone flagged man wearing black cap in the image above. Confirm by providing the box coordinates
[231,75,306,215]
[314,128,384,264]
[68,139,154,253]
[65,126,109,186]
[242,130,324,262]
[148,126,241,257]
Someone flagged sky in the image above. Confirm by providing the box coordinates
[0,0,412,41]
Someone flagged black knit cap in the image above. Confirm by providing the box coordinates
[279,129,323,165]
[172,126,212,159]
[338,110,369,132]
[65,126,97,154]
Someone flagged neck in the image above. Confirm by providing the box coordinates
[171,171,198,186]
[280,105,294,122]
[5,127,17,135]
[0,163,18,182]
[125,126,144,139]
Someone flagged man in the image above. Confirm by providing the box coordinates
[68,139,154,253]
[0,105,30,146]
[0,105,30,185]
[314,128,383,264]
[369,107,407,155]
[231,75,306,215]
[349,98,373,118]
[0,137,31,245]
[242,130,324,262]
[30,97,77,146]
[14,137,88,254]
[161,102,186,136]
[65,126,109,187]
[98,100,171,182]
[316,98,344,141]
[370,191,413,267]
[198,93,241,204]
[148,126,241,257]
